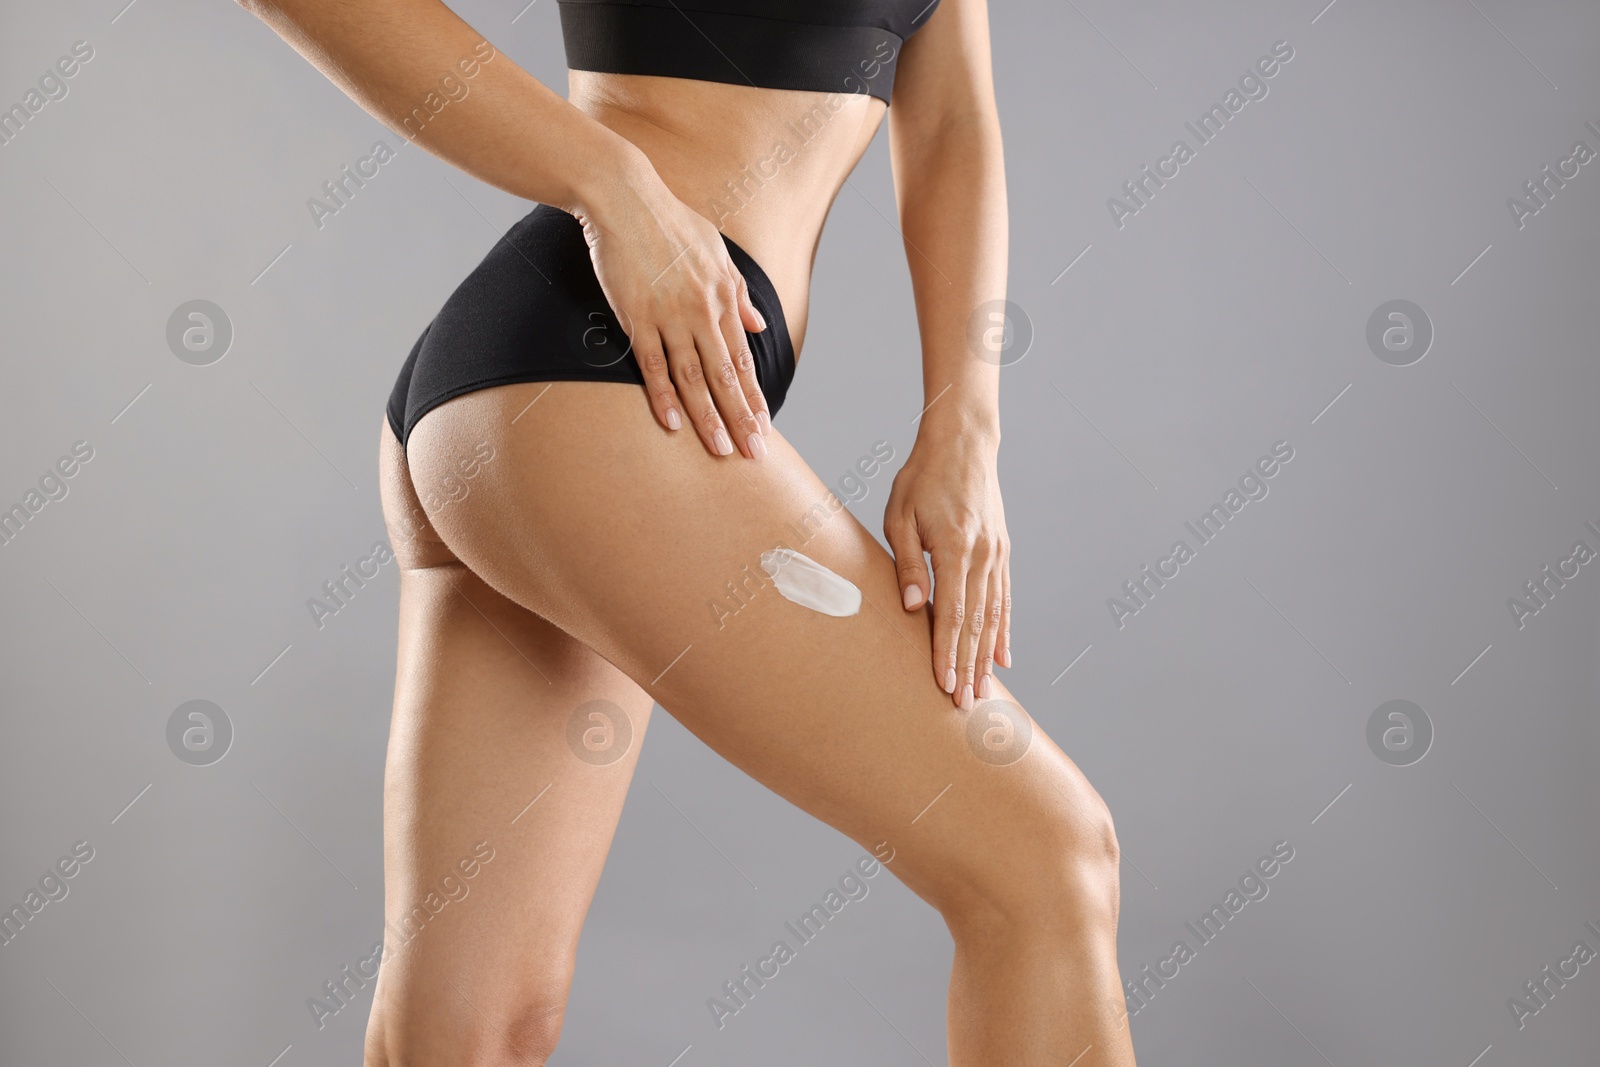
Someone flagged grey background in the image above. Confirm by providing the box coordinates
[2,0,1598,1063]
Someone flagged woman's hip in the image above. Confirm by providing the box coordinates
[386,203,795,452]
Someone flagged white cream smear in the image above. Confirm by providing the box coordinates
[759,548,861,618]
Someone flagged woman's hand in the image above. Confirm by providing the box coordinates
[574,152,771,460]
[885,425,1010,710]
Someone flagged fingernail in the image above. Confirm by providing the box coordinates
[943,668,956,694]
[757,410,772,435]
[666,408,681,430]
[747,432,767,459]
[978,674,993,699]
[998,647,1011,668]
[902,585,921,610]
[752,306,767,330]
[959,684,974,711]
[713,429,733,455]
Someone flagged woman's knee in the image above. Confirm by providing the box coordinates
[931,766,1122,939]
[365,978,570,1067]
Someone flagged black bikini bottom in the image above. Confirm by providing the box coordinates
[386,203,796,450]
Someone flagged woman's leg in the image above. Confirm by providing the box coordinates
[364,421,656,1066]
[407,382,1137,1067]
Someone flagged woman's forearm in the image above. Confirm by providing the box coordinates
[890,112,1009,446]
[236,0,648,215]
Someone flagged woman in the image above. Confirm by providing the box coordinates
[241,1,1135,1063]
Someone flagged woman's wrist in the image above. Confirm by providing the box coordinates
[557,129,659,221]
[916,401,1001,455]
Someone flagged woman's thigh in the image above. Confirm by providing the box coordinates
[370,421,655,1062]
[407,383,1116,920]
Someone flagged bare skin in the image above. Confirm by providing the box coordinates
[240,0,1137,1063]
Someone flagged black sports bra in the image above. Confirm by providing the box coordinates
[557,0,942,104]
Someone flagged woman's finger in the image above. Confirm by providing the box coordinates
[975,561,1003,700]
[694,313,761,460]
[954,547,990,711]
[929,547,964,701]
[632,325,681,431]
[885,512,930,614]
[996,546,1013,669]
[664,329,731,456]
[735,271,767,335]
[716,280,771,449]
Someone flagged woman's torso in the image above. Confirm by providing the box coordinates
[567,72,890,357]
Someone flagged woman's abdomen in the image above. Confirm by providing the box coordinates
[566,70,889,352]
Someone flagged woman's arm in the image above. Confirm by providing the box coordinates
[237,0,773,459]
[882,0,1012,709]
